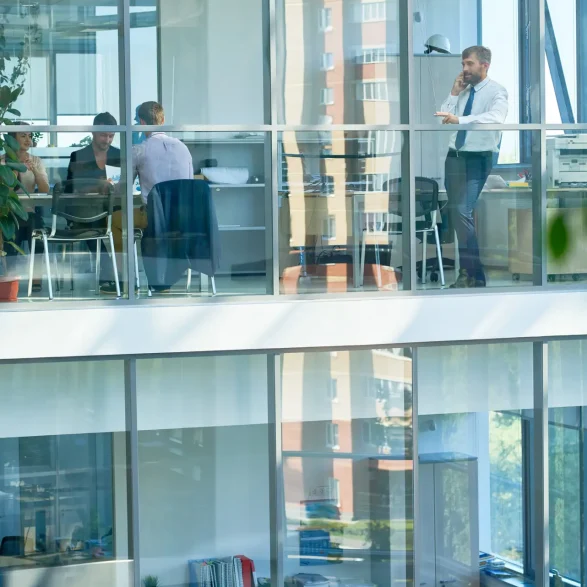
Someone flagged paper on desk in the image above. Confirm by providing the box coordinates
[106,165,121,183]
[484,174,509,189]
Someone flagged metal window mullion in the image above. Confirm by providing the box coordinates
[120,0,136,301]
[124,358,141,587]
[411,347,420,587]
[267,354,284,587]
[580,406,587,587]
[399,0,415,290]
[530,0,547,287]
[265,0,279,296]
[533,342,549,587]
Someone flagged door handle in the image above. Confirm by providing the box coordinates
[440,580,456,585]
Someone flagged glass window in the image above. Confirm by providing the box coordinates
[417,343,534,584]
[414,0,521,134]
[131,0,266,125]
[282,348,413,586]
[414,130,539,290]
[0,360,130,584]
[131,131,271,298]
[10,1,120,123]
[136,355,271,587]
[548,340,587,583]
[545,130,587,285]
[277,0,401,124]
[2,132,129,301]
[279,130,405,294]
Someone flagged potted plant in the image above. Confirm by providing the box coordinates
[143,575,160,587]
[0,25,33,301]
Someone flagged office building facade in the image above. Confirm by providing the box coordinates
[2,1,587,587]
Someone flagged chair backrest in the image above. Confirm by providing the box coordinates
[0,535,24,556]
[386,177,439,220]
[52,179,114,224]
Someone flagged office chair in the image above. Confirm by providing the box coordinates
[28,179,121,299]
[359,176,445,287]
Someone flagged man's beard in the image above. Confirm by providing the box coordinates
[464,73,482,86]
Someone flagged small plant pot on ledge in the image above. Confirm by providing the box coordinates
[0,278,19,302]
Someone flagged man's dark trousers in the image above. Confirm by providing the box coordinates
[445,149,493,283]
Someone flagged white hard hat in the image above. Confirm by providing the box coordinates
[424,34,451,55]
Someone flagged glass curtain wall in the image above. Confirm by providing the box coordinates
[3,339,586,587]
[0,0,583,301]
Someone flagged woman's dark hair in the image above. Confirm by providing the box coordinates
[8,120,30,139]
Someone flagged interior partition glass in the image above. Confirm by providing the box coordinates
[131,132,270,298]
[414,130,539,290]
[131,0,266,125]
[279,130,405,294]
[545,130,587,284]
[136,355,271,587]
[277,0,401,125]
[0,360,131,585]
[414,0,522,129]
[548,340,587,585]
[417,343,534,586]
[281,348,414,586]
[7,1,120,125]
[1,131,129,302]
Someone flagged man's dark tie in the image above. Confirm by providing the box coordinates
[455,87,475,151]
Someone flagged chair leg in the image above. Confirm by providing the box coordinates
[28,237,36,297]
[134,240,140,290]
[108,234,121,298]
[70,243,74,291]
[434,224,445,286]
[210,275,216,296]
[186,268,192,292]
[360,230,367,287]
[375,244,382,288]
[421,231,427,284]
[42,234,53,300]
[95,241,101,294]
[52,250,60,292]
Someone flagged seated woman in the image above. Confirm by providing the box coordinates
[4,122,50,292]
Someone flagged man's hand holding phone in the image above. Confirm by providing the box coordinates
[451,72,468,96]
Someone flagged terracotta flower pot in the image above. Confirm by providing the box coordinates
[0,278,19,302]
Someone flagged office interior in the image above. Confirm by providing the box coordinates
[1,340,586,587]
[0,0,584,302]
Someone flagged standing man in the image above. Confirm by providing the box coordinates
[435,46,508,288]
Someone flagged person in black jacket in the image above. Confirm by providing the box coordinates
[66,112,121,185]
[65,112,121,290]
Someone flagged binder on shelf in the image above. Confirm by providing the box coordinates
[189,555,256,587]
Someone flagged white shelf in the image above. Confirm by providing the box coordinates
[219,226,266,232]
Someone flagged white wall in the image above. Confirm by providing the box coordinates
[0,361,126,438]
[159,0,264,125]
[138,425,270,587]
[417,343,534,415]
[137,355,268,430]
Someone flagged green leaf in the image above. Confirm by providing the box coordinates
[4,145,19,162]
[13,177,29,197]
[10,87,21,102]
[4,240,25,255]
[6,108,20,116]
[4,134,20,153]
[0,164,16,187]
[7,196,27,221]
[5,161,27,173]
[0,85,12,108]
[549,213,570,260]
[0,215,15,241]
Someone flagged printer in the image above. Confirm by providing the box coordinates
[547,134,587,187]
